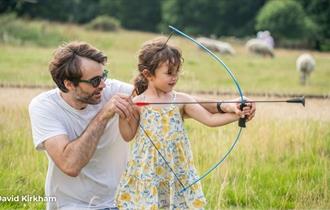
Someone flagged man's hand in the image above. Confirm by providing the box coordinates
[103,94,135,119]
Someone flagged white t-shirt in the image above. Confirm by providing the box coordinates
[29,79,133,210]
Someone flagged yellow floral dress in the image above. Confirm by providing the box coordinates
[116,93,206,209]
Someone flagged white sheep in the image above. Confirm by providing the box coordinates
[296,53,315,85]
[246,39,274,58]
[196,37,235,55]
[257,30,274,49]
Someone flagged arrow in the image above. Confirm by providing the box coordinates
[134,96,305,107]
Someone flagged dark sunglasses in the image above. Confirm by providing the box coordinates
[78,69,108,87]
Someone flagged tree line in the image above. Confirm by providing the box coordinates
[0,0,329,50]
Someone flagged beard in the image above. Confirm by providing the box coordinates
[73,87,103,105]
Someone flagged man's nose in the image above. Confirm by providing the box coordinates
[99,79,106,88]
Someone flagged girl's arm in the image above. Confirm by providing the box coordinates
[189,96,256,121]
[119,105,140,142]
[178,92,244,127]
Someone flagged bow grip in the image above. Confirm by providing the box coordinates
[238,102,247,128]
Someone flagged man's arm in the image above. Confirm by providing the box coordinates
[44,108,112,177]
[44,94,134,177]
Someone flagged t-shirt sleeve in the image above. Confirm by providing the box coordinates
[104,79,134,99]
[29,98,67,151]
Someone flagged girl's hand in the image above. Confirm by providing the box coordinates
[222,97,256,121]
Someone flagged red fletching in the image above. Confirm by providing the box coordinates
[135,102,149,106]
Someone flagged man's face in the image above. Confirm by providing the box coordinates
[72,57,106,105]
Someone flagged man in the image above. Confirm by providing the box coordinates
[29,41,255,209]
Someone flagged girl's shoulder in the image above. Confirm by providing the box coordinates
[132,95,144,113]
[174,91,195,103]
[132,94,144,102]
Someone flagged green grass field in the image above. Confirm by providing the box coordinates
[0,19,329,209]
[0,17,329,95]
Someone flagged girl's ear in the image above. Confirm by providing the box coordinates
[142,69,153,80]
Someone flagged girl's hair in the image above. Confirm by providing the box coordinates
[134,37,183,95]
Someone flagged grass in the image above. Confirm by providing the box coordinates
[0,89,329,209]
[0,105,46,210]
[188,119,329,209]
[0,17,329,95]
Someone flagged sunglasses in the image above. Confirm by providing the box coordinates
[78,69,108,87]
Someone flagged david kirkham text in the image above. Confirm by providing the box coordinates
[0,195,56,202]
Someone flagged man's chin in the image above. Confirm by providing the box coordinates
[88,98,102,105]
[78,97,101,105]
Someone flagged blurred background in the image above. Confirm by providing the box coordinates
[1,0,329,50]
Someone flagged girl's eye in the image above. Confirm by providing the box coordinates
[167,70,179,76]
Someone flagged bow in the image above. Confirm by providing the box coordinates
[168,25,246,193]
[134,25,248,194]
[134,26,307,195]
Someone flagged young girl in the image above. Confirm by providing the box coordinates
[116,37,247,209]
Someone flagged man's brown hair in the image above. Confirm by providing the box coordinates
[49,41,107,92]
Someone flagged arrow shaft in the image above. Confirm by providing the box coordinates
[135,99,303,106]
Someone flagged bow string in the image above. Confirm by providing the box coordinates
[168,25,246,193]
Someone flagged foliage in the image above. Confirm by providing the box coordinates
[0,13,68,47]
[118,0,162,32]
[86,15,120,32]
[295,0,330,51]
[255,0,317,43]
[15,0,101,23]
[0,0,329,50]
[98,0,121,20]
[161,0,267,37]
[0,20,329,96]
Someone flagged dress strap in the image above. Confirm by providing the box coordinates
[140,93,146,102]
[171,91,177,103]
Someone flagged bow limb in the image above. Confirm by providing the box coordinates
[168,25,246,193]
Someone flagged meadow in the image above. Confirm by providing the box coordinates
[0,18,329,209]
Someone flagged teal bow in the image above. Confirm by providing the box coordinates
[168,25,246,193]
[136,26,246,194]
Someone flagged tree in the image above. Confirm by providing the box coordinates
[294,0,330,50]
[119,0,162,32]
[256,0,309,40]
[99,0,121,20]
[214,0,267,37]
[161,0,266,37]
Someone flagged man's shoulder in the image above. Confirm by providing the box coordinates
[29,89,58,110]
[106,79,133,89]
[104,79,133,97]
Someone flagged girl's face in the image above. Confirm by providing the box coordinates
[148,61,179,93]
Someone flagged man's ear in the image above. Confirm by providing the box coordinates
[142,69,152,80]
[63,79,76,91]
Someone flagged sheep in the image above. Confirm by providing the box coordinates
[296,53,315,85]
[246,39,274,58]
[257,30,274,49]
[196,37,235,55]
